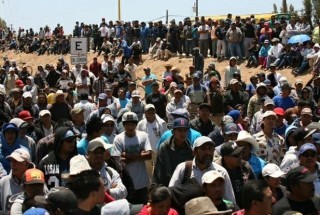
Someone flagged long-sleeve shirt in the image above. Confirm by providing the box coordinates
[268,44,283,58]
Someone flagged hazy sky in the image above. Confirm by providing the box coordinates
[1,0,303,33]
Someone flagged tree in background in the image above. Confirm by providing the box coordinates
[273,3,278,13]
[280,0,288,13]
[0,17,7,29]
[312,0,320,22]
[289,4,299,18]
[303,0,313,27]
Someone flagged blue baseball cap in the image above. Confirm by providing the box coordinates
[173,118,189,129]
[224,123,239,135]
[264,79,271,85]
[299,143,317,155]
[62,130,76,140]
[312,133,320,144]
[23,208,49,215]
[170,108,190,120]
[227,110,241,122]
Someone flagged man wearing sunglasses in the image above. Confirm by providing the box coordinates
[219,141,256,208]
[298,143,320,196]
[38,127,78,189]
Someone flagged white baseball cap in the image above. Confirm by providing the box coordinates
[6,148,31,162]
[39,110,51,117]
[201,170,225,185]
[69,155,91,176]
[262,163,285,178]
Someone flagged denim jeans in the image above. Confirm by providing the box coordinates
[228,42,242,59]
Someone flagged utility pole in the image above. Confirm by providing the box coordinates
[166,10,168,25]
[118,0,121,21]
[196,0,198,17]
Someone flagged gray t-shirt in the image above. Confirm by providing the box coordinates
[113,130,152,190]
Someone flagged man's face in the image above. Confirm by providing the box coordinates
[301,114,312,125]
[224,133,238,142]
[71,112,84,124]
[224,153,242,168]
[204,178,225,205]
[299,149,317,169]
[263,115,276,129]
[40,114,51,125]
[145,109,156,122]
[292,181,315,201]
[118,90,125,99]
[4,130,17,145]
[25,184,44,198]
[104,121,115,135]
[150,198,171,215]
[194,143,214,166]
[123,122,137,133]
[173,128,188,141]
[174,92,182,101]
[198,108,211,121]
[10,159,28,179]
[87,147,106,170]
[60,137,76,154]
[23,97,32,105]
[236,141,251,161]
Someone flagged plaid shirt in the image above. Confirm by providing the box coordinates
[93,77,107,95]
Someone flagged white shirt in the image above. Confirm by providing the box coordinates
[74,100,97,121]
[99,26,109,37]
[124,63,137,80]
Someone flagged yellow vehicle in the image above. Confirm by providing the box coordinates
[201,13,291,22]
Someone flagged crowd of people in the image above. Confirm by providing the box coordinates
[0,13,320,215]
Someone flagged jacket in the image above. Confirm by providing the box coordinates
[38,127,78,189]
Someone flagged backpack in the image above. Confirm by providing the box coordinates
[169,161,204,215]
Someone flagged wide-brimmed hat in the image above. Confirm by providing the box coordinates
[236,130,259,153]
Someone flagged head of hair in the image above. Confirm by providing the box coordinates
[54,119,73,132]
[68,169,101,200]
[149,184,172,204]
[86,116,103,136]
[241,180,269,211]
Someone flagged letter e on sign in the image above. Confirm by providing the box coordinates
[71,37,87,55]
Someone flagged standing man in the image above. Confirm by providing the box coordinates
[186,73,207,114]
[190,103,216,136]
[198,20,210,58]
[113,112,152,204]
[146,81,167,120]
[141,67,157,97]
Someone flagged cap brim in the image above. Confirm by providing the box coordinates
[236,138,259,153]
[305,129,317,140]
[34,195,49,205]
[231,146,244,155]
[6,155,25,162]
[24,180,45,185]
[269,170,286,178]
[300,174,318,183]
[225,131,238,135]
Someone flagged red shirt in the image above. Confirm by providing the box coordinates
[232,209,245,215]
[89,62,102,77]
[138,205,179,215]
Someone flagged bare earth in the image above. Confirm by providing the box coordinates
[0,51,313,87]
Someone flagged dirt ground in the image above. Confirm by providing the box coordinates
[0,51,314,87]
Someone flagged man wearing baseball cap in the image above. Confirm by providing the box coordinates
[10,168,46,214]
[146,80,167,119]
[201,170,235,213]
[141,67,157,97]
[0,148,32,212]
[113,112,152,204]
[168,136,236,204]
[125,90,145,121]
[219,141,255,207]
[273,107,287,137]
[292,107,313,128]
[166,87,188,125]
[36,110,55,137]
[273,166,320,215]
[15,91,40,119]
[273,83,296,110]
[253,110,285,166]
[190,103,216,136]
[153,118,194,187]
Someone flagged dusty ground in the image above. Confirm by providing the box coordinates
[0,51,314,87]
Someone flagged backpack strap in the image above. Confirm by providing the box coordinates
[182,160,193,184]
[106,166,113,179]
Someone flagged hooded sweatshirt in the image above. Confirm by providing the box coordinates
[38,127,78,189]
[22,76,38,104]
[0,123,26,174]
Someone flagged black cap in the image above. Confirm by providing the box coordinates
[220,141,244,156]
[198,103,211,110]
[283,166,317,186]
[151,81,159,87]
[281,83,291,90]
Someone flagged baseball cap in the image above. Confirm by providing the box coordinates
[131,90,140,98]
[293,127,316,142]
[151,81,159,87]
[224,123,239,135]
[22,169,45,185]
[69,155,91,176]
[220,141,244,156]
[185,196,232,215]
[23,208,49,215]
[174,89,182,94]
[16,80,24,87]
[172,118,189,129]
[273,107,285,116]
[70,107,84,116]
[229,79,239,85]
[193,136,214,150]
[192,73,200,79]
[301,108,312,116]
[281,83,291,90]
[18,110,33,120]
[284,166,317,185]
[101,114,115,124]
[62,130,76,140]
[201,170,224,185]
[221,115,233,125]
[98,93,107,100]
[34,187,78,214]
[88,137,113,152]
[295,79,303,85]
[264,99,275,106]
[312,133,320,144]
[6,148,31,162]
[262,163,285,178]
[145,104,155,111]
[39,110,51,117]
[122,112,138,122]
[263,111,277,119]
[227,110,241,122]
[264,79,271,85]
[170,82,178,88]
[279,77,288,85]
[143,67,151,72]
[22,92,32,98]
[164,76,173,82]
[299,143,317,155]
[170,108,190,120]
[198,103,211,110]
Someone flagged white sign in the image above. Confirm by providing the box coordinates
[71,37,87,55]
[70,55,87,65]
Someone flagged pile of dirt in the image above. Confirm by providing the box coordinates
[0,51,313,87]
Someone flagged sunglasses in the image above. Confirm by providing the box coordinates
[301,153,317,158]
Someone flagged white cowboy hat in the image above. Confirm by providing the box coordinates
[236,130,259,153]
[54,90,68,102]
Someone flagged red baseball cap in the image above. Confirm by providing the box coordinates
[273,107,285,116]
[18,110,33,120]
[164,76,173,82]
[15,80,24,88]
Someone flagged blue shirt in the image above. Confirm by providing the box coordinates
[248,153,266,177]
[274,124,288,137]
[119,98,130,109]
[77,137,89,155]
[142,74,157,95]
[157,128,202,150]
[273,95,296,110]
